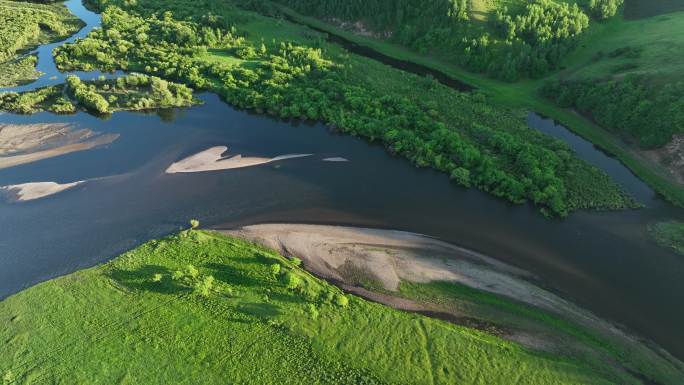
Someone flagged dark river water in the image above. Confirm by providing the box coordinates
[1,0,684,361]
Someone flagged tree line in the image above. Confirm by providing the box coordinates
[542,75,684,149]
[49,1,635,215]
[270,0,615,81]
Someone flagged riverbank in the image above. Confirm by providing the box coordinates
[270,3,684,208]
[38,0,637,216]
[1,228,681,384]
[0,0,83,88]
[222,223,684,384]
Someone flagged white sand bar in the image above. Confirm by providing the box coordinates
[166,146,312,174]
[0,123,118,170]
[1,181,85,202]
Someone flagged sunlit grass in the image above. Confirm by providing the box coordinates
[0,230,620,384]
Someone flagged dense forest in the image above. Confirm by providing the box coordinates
[0,73,196,114]
[0,0,81,63]
[542,76,684,148]
[269,0,620,81]
[44,0,636,216]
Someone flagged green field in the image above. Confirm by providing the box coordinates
[0,55,40,88]
[624,0,684,19]
[0,0,82,87]
[0,229,673,384]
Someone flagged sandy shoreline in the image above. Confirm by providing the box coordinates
[0,180,85,202]
[0,123,118,169]
[222,223,567,310]
[220,223,684,368]
[166,146,312,173]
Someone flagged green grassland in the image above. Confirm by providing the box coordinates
[0,0,82,87]
[0,229,666,384]
[395,280,684,385]
[562,10,684,80]
[624,0,684,19]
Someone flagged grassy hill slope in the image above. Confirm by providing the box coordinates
[0,229,661,384]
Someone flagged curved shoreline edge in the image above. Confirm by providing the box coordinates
[273,4,684,208]
[1,224,682,383]
[221,223,684,380]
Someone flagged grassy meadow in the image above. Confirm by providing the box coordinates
[0,229,665,385]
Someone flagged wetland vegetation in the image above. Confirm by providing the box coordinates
[1,0,640,216]
[0,0,82,87]
[262,0,684,207]
[0,73,196,114]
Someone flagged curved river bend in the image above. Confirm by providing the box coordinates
[2,0,684,361]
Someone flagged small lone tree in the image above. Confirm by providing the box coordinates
[193,275,215,297]
[270,263,281,276]
[190,219,200,229]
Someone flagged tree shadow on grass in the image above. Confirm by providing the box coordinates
[266,290,306,305]
[205,262,270,288]
[107,265,188,295]
[237,302,281,319]
[226,255,269,266]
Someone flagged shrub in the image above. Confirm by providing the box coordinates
[152,273,163,283]
[289,257,302,267]
[193,275,215,297]
[306,303,319,319]
[588,0,623,20]
[270,263,281,276]
[334,294,349,307]
[281,271,303,289]
[190,219,200,229]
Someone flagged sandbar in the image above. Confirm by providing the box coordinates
[166,146,312,173]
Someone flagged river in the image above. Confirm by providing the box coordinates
[1,0,684,361]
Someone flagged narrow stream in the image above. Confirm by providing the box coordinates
[0,0,123,93]
[2,0,684,361]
